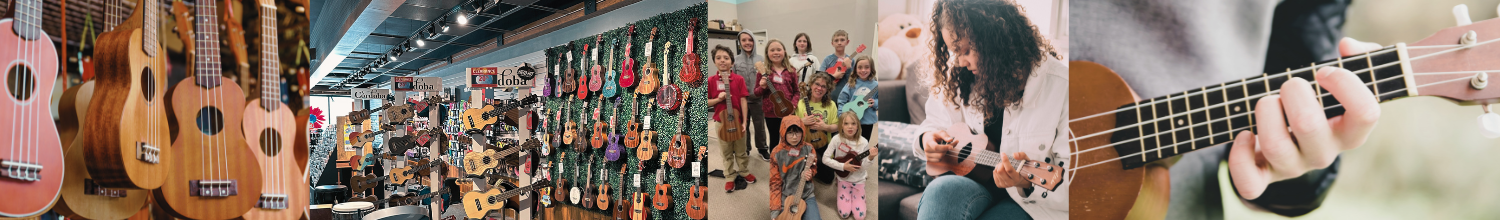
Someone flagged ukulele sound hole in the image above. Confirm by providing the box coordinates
[141,68,157,102]
[259,128,282,156]
[7,64,35,101]
[196,107,225,135]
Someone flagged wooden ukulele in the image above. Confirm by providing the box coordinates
[625,96,642,148]
[637,98,659,163]
[631,175,650,220]
[775,154,810,220]
[832,149,872,178]
[463,137,541,175]
[591,35,605,92]
[613,166,631,219]
[620,25,637,88]
[596,169,612,210]
[759,65,798,117]
[241,1,308,218]
[635,27,661,95]
[925,123,1063,190]
[385,186,452,206]
[657,42,683,110]
[720,77,747,141]
[557,153,571,202]
[801,98,831,148]
[1070,15,1500,220]
[592,98,611,149]
[347,104,396,124]
[681,18,704,87]
[563,42,578,94]
[606,98,626,161]
[461,94,540,131]
[581,159,596,209]
[58,46,149,220]
[81,0,170,191]
[0,0,65,217]
[389,158,449,185]
[552,53,564,97]
[461,179,549,219]
[346,171,389,194]
[685,146,709,219]
[668,93,692,168]
[652,160,671,210]
[578,42,592,100]
[565,101,579,145]
[217,0,252,90]
[157,0,265,218]
[604,38,621,98]
[384,103,415,124]
[56,7,110,215]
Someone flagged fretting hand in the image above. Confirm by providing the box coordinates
[1228,38,1384,200]
[992,152,1033,189]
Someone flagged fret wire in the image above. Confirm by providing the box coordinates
[1070,48,1401,123]
[1136,98,1147,162]
[1187,90,1197,151]
[1163,94,1175,156]
[1366,52,1380,95]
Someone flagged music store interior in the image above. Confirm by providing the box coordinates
[306,0,708,219]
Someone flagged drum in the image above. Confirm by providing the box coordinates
[332,202,376,220]
[315,185,351,204]
[363,205,427,220]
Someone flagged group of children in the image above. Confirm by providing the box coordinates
[707,30,879,220]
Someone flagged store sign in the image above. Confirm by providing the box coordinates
[351,88,389,99]
[467,64,543,89]
[393,76,441,92]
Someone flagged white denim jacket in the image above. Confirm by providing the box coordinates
[908,57,1069,220]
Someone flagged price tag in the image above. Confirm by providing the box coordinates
[633,174,640,187]
[644,115,653,130]
[692,162,701,178]
[566,53,572,62]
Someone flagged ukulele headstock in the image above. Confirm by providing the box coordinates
[1405,14,1500,104]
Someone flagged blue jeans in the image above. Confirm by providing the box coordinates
[917,176,1032,220]
[770,194,823,220]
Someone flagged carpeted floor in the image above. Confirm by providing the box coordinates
[707,121,879,220]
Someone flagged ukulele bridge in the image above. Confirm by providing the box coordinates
[257,193,289,209]
[137,142,161,164]
[0,160,42,181]
[84,179,128,197]
[189,180,240,197]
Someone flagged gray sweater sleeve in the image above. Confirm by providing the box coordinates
[1075,0,1344,218]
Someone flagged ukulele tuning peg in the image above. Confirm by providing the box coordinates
[1480,104,1500,139]
[1455,4,1473,26]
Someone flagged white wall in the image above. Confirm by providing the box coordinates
[732,0,878,60]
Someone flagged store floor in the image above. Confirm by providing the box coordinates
[707,121,879,220]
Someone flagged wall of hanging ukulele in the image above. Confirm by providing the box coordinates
[539,3,708,220]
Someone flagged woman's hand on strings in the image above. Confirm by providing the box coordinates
[1228,37,1384,200]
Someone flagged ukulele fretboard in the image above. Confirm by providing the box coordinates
[1107,46,1410,169]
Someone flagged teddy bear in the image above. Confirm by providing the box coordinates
[876,13,932,82]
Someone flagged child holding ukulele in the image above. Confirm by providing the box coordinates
[822,112,875,220]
